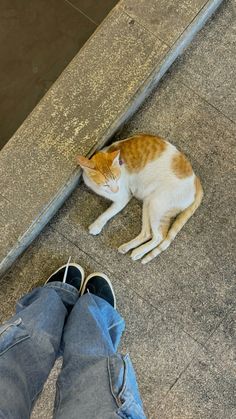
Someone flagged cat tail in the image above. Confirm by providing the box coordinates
[142,176,203,264]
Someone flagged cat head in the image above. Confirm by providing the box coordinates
[77,150,121,194]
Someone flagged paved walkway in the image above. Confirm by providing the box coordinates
[1,1,235,418]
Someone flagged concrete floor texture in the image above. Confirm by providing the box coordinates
[1,1,236,419]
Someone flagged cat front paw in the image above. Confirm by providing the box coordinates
[89,222,103,235]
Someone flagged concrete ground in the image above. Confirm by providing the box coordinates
[0,0,118,149]
[1,1,235,418]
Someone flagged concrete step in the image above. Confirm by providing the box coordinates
[0,0,223,276]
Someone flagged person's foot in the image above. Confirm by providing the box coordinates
[81,272,116,308]
[45,257,84,293]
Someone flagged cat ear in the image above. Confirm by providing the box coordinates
[76,155,95,170]
[110,150,121,166]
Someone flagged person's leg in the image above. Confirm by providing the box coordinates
[0,260,84,419]
[54,273,146,419]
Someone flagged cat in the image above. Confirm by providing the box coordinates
[77,134,203,264]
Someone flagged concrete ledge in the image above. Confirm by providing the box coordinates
[0,0,223,276]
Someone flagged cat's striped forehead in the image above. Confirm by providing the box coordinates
[89,151,120,184]
[92,151,118,172]
[91,152,114,171]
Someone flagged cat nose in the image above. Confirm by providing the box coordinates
[111,185,119,193]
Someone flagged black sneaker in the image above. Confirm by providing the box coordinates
[81,273,116,308]
[45,257,84,293]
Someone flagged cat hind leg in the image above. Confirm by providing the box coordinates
[118,200,151,254]
[141,239,170,264]
[131,200,164,261]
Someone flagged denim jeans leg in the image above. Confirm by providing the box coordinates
[54,293,146,419]
[0,281,78,419]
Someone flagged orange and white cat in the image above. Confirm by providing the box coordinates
[77,134,203,264]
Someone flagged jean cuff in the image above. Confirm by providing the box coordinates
[44,281,79,300]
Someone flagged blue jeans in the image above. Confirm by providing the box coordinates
[0,282,146,418]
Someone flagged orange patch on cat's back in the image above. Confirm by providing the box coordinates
[172,152,193,179]
[110,134,167,172]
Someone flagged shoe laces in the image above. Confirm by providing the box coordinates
[62,256,72,283]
